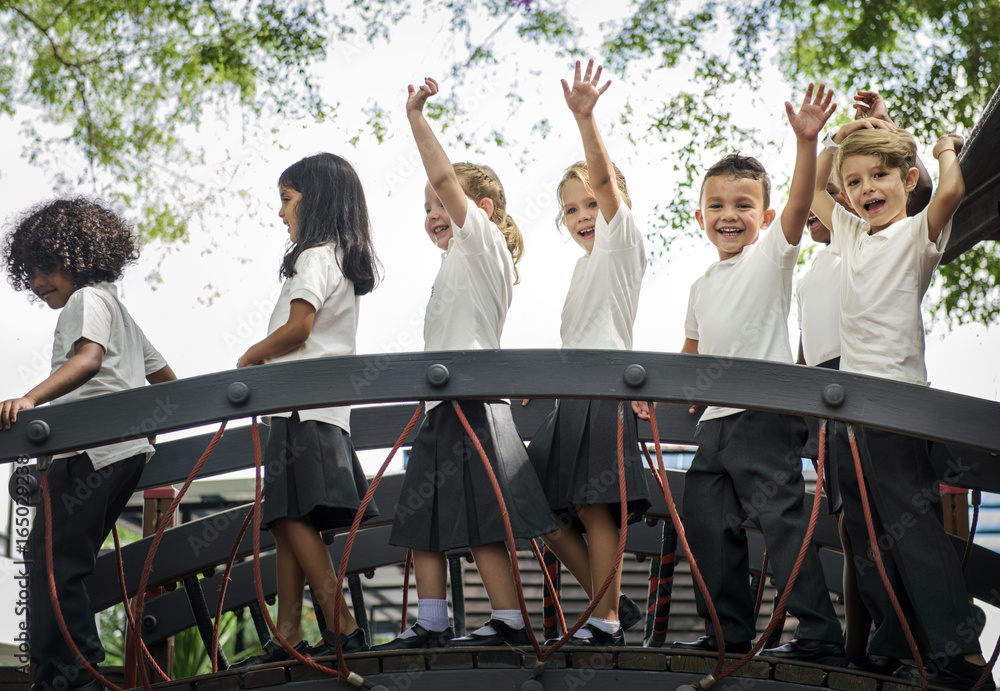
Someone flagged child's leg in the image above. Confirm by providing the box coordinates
[575,503,621,621]
[850,428,984,666]
[540,522,593,598]
[28,454,144,688]
[412,549,448,599]
[470,543,519,610]
[270,519,308,643]
[838,513,874,659]
[272,517,357,636]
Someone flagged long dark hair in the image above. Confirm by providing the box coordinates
[278,153,381,295]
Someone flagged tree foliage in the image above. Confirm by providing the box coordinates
[1,0,998,324]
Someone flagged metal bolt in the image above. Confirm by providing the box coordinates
[227,381,250,406]
[142,614,157,631]
[623,363,647,387]
[822,383,845,407]
[26,419,50,444]
[426,364,450,387]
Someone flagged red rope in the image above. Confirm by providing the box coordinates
[128,421,228,690]
[400,548,413,634]
[450,400,543,656]
[332,405,423,672]
[211,506,256,672]
[538,400,630,660]
[645,407,727,675]
[753,550,770,621]
[40,469,126,691]
[111,526,170,682]
[846,423,927,691]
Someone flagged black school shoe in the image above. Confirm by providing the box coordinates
[893,657,997,691]
[849,654,902,675]
[556,624,626,647]
[672,635,752,655]
[306,627,370,657]
[372,624,455,651]
[229,639,310,669]
[619,594,643,631]
[760,638,849,666]
[450,619,530,647]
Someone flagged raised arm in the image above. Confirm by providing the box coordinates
[406,78,469,228]
[926,134,965,243]
[1,338,104,429]
[781,83,836,245]
[811,117,898,231]
[562,59,621,222]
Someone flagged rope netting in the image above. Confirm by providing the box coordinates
[32,399,1000,691]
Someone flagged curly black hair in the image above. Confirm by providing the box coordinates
[3,197,140,293]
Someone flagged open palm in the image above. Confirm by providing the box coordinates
[785,83,836,140]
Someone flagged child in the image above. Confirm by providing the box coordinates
[376,77,556,650]
[1,198,177,691]
[672,84,847,663]
[796,89,934,673]
[811,114,991,689]
[526,59,651,647]
[231,153,381,666]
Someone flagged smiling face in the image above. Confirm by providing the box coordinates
[806,180,856,244]
[278,184,302,242]
[30,265,77,309]
[697,175,775,260]
[838,154,916,233]
[423,182,454,250]
[560,177,599,254]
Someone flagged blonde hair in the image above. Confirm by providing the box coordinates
[453,162,523,283]
[555,160,631,228]
[833,128,917,190]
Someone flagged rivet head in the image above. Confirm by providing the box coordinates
[426,364,450,387]
[142,614,157,631]
[227,382,250,406]
[26,419,50,444]
[623,363,647,387]
[822,383,846,408]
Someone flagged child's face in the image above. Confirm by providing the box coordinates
[278,184,302,243]
[560,178,599,255]
[30,266,76,309]
[838,154,916,233]
[424,182,453,250]
[696,175,775,260]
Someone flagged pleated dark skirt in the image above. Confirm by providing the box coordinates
[388,400,558,552]
[261,413,378,532]
[528,398,651,530]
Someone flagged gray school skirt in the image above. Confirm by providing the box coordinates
[261,413,378,532]
[528,398,652,530]
[388,400,558,552]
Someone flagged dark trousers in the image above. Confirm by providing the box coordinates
[28,453,145,689]
[683,410,843,644]
[834,425,980,658]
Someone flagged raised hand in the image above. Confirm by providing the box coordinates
[784,83,836,141]
[833,116,898,144]
[853,89,892,123]
[406,77,439,115]
[561,59,611,120]
[933,133,964,160]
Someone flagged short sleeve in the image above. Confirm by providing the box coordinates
[287,247,338,309]
[831,203,867,244]
[684,280,700,341]
[758,215,800,268]
[451,198,496,255]
[594,202,641,252]
[53,288,113,361]
[141,330,168,375]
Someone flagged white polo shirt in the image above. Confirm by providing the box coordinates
[831,204,950,385]
[423,198,515,409]
[560,203,646,350]
[50,283,168,469]
[685,218,800,421]
[266,243,359,433]
[796,245,842,366]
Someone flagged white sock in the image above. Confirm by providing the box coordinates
[473,609,524,635]
[398,598,449,638]
[575,616,620,638]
